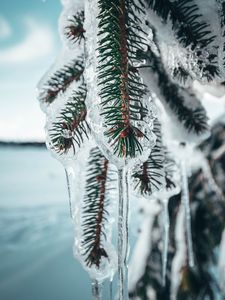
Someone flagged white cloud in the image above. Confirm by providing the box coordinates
[0,18,54,64]
[0,80,46,141]
[0,15,11,39]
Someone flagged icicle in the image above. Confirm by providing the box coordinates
[180,159,194,267]
[162,198,170,286]
[170,206,186,300]
[109,277,113,300]
[117,167,129,300]
[64,166,75,219]
[91,279,102,300]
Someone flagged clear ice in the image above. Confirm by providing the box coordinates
[117,168,129,300]
[64,166,75,219]
[180,159,194,267]
[91,279,102,300]
[162,198,170,286]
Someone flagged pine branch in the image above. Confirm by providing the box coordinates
[146,0,215,49]
[49,85,90,154]
[40,57,84,104]
[81,147,112,268]
[97,0,149,158]
[146,0,219,80]
[145,21,194,85]
[139,47,209,135]
[64,10,85,44]
[132,119,165,196]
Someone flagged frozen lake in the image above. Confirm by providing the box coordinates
[0,147,106,300]
[0,147,141,300]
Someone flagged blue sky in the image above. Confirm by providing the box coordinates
[1,0,225,141]
[0,0,62,140]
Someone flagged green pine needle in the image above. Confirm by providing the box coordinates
[132,119,165,196]
[49,85,90,154]
[139,47,209,135]
[97,0,149,158]
[81,147,113,268]
[64,10,85,44]
[146,0,219,80]
[40,57,84,104]
[146,0,215,48]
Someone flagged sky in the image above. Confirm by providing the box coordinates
[0,0,62,141]
[0,0,225,141]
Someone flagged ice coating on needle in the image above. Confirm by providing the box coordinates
[83,2,156,294]
[37,48,84,113]
[88,101,157,169]
[84,0,156,168]
[131,117,167,198]
[145,1,220,83]
[73,149,118,282]
[45,83,90,163]
[38,0,85,113]
[59,6,85,49]
[139,51,210,143]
